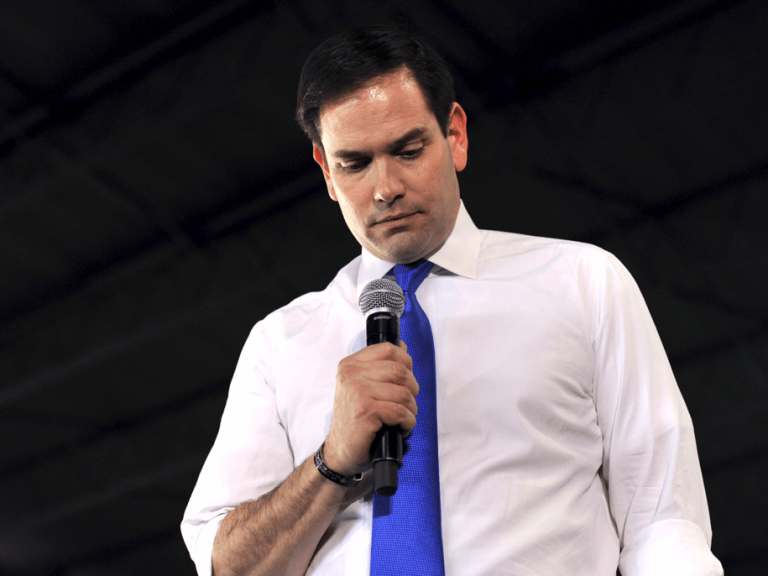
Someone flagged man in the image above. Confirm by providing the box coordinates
[182,26,723,575]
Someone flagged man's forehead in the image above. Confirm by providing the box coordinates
[317,71,436,153]
[330,67,419,108]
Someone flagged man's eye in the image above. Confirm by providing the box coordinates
[399,147,422,159]
[341,160,369,172]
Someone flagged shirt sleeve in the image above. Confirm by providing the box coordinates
[589,253,723,576]
[180,320,296,576]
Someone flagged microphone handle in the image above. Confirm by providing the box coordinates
[366,312,403,496]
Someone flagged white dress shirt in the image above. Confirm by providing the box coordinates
[181,202,722,576]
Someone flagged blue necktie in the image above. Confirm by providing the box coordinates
[370,259,446,575]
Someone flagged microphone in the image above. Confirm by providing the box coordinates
[359,277,406,496]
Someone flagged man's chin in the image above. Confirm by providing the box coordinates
[367,235,431,264]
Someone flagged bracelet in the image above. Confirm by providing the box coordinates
[314,443,363,488]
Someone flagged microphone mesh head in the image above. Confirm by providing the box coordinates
[359,277,406,316]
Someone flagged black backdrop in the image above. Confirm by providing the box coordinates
[1,0,766,574]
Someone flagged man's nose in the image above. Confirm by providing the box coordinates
[372,158,405,204]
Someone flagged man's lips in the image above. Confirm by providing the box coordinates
[372,212,419,226]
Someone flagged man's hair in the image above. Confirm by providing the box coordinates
[296,26,456,146]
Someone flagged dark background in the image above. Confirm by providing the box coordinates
[1,0,766,574]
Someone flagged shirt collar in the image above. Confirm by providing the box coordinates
[356,200,482,298]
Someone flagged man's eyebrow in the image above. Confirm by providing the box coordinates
[388,127,428,151]
[331,127,429,160]
[332,148,365,160]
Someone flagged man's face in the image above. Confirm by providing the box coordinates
[313,69,468,264]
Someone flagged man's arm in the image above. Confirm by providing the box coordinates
[210,341,419,576]
[590,253,722,576]
[212,456,346,576]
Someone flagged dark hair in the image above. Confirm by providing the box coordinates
[296,26,456,146]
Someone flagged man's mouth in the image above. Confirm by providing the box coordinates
[373,212,417,226]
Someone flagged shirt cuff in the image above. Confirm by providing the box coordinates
[184,513,226,576]
[619,519,723,576]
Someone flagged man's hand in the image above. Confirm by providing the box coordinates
[322,341,419,476]
[212,342,418,576]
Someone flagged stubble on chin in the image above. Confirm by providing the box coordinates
[367,230,434,264]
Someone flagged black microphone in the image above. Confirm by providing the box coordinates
[358,277,406,496]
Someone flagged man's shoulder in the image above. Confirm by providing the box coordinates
[257,255,362,337]
[478,228,613,270]
[475,228,639,305]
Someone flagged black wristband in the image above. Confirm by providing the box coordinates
[314,444,363,488]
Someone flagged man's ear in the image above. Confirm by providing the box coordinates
[447,103,468,172]
[313,144,338,201]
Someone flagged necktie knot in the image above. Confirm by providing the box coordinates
[393,259,434,293]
